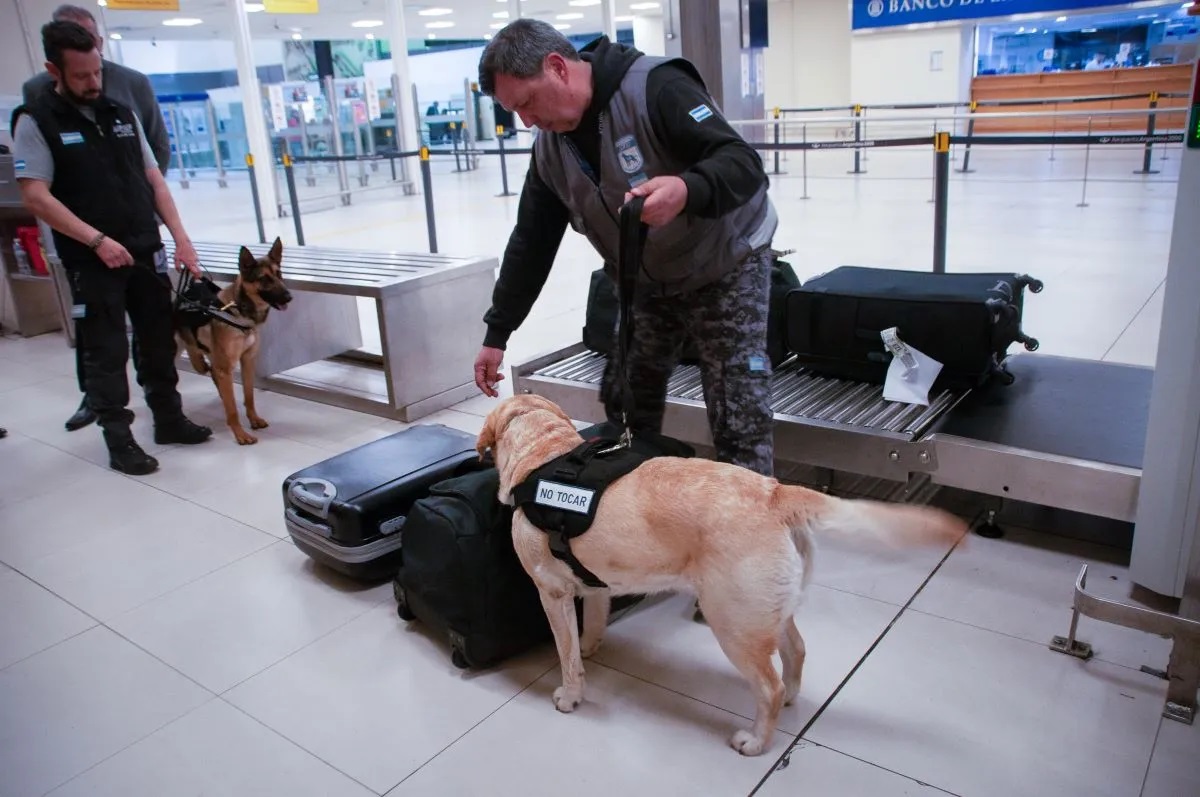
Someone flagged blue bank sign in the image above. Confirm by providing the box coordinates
[853,0,1137,30]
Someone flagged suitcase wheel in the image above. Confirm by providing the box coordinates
[394,586,416,621]
[1023,337,1040,352]
[451,648,470,670]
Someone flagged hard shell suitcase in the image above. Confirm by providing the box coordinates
[282,424,482,581]
[784,266,1043,390]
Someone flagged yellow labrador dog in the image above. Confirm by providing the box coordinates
[477,394,967,756]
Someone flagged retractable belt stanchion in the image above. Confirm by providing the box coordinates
[420,147,438,253]
[282,153,305,246]
[932,132,950,274]
[496,125,516,197]
[244,153,267,245]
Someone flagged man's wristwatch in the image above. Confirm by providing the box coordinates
[88,233,106,250]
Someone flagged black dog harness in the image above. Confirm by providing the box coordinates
[512,437,655,589]
[173,267,254,351]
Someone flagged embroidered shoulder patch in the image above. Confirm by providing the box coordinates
[688,104,714,123]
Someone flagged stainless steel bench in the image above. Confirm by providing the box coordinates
[166,241,496,421]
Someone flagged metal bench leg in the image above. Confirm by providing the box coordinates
[1050,565,1200,724]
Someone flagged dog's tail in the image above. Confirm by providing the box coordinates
[772,484,967,576]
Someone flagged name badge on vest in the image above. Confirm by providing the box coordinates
[615,134,649,188]
[60,132,84,145]
[534,480,595,515]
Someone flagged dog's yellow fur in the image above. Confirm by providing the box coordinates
[478,394,968,756]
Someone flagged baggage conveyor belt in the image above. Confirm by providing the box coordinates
[513,344,1152,523]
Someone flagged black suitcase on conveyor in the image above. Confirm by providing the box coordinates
[784,266,1043,390]
[282,424,482,581]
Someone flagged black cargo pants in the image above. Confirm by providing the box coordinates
[601,248,775,477]
[66,254,183,438]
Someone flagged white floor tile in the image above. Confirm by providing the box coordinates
[384,662,781,797]
[0,433,96,510]
[108,541,391,693]
[910,526,1173,673]
[226,602,556,794]
[756,740,956,796]
[806,527,958,607]
[47,699,374,797]
[806,610,1166,797]
[591,589,901,735]
[0,568,95,670]
[0,626,211,797]
[1141,715,1200,797]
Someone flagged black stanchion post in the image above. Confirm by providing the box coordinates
[958,100,977,174]
[848,104,866,174]
[771,106,785,175]
[932,132,950,274]
[1135,91,1161,175]
[496,125,516,197]
[282,153,305,247]
[450,122,463,172]
[420,147,438,253]
[800,123,809,200]
[390,154,397,182]
[244,153,266,244]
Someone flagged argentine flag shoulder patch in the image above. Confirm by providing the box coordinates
[688,104,713,123]
[14,159,26,173]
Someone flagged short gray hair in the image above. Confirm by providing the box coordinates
[52,4,95,24]
[478,19,579,96]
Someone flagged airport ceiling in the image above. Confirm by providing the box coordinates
[95,0,667,43]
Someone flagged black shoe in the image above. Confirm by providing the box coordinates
[154,417,213,445]
[108,440,159,475]
[65,399,97,432]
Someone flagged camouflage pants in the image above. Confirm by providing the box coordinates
[601,248,775,477]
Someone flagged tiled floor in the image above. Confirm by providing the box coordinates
[1,138,1197,796]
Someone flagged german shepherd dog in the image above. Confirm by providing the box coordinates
[176,238,293,445]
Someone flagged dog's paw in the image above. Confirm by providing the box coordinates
[248,416,269,430]
[233,428,258,445]
[783,679,801,706]
[552,685,583,713]
[729,730,767,757]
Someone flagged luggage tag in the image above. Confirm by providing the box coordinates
[881,327,942,407]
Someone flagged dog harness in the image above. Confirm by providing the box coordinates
[512,438,656,589]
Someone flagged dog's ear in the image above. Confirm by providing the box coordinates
[238,246,257,275]
[268,237,283,264]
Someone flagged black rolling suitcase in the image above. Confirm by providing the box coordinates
[392,467,551,669]
[785,266,1043,389]
[282,424,482,581]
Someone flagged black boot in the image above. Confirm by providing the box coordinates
[154,416,213,445]
[65,397,97,432]
[104,430,159,475]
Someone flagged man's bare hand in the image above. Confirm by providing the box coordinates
[95,237,134,269]
[474,346,505,397]
[173,237,202,278]
[624,176,688,227]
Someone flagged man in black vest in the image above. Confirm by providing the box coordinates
[473,20,777,479]
[12,20,212,475]
[23,4,172,433]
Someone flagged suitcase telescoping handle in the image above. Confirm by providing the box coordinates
[289,478,336,519]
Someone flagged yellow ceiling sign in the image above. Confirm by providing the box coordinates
[104,0,181,9]
[263,0,320,13]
